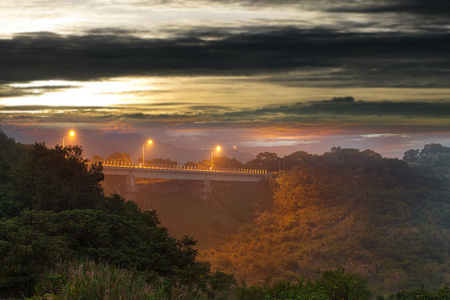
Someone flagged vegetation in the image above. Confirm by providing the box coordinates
[147,158,179,166]
[106,152,132,164]
[202,146,450,296]
[0,130,231,298]
[1,128,449,299]
[236,267,371,300]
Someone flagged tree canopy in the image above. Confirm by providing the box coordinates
[0,136,216,297]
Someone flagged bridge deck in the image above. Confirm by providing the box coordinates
[100,161,268,175]
[100,161,270,182]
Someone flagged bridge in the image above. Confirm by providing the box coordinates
[100,161,271,200]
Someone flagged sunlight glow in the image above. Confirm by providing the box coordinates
[1,79,160,107]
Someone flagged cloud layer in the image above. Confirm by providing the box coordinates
[1,29,449,89]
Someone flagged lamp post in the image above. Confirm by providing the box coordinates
[142,139,152,167]
[63,130,75,147]
[210,146,221,170]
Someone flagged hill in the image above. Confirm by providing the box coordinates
[200,147,450,295]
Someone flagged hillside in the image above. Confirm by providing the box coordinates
[200,147,450,295]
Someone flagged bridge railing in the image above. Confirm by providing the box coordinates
[97,161,268,175]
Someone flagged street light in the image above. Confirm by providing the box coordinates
[142,139,153,167]
[210,146,221,170]
[63,130,76,147]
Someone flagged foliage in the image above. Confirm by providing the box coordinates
[202,147,450,295]
[403,143,450,173]
[245,152,280,172]
[0,210,68,297]
[0,197,211,296]
[0,129,27,166]
[147,158,179,166]
[213,155,245,169]
[7,143,104,214]
[184,160,210,168]
[106,152,132,164]
[385,286,450,299]
[236,267,371,300]
[0,134,231,298]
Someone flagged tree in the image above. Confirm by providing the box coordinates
[106,152,132,164]
[0,128,27,165]
[148,158,178,166]
[0,199,208,297]
[184,159,210,169]
[8,143,104,213]
[420,143,450,157]
[283,150,316,169]
[0,148,16,218]
[245,152,280,172]
[403,149,420,162]
[212,155,244,169]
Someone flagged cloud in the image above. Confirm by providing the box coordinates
[201,0,450,18]
[326,0,450,17]
[3,98,448,133]
[0,28,449,88]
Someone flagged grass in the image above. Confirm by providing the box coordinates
[29,259,213,300]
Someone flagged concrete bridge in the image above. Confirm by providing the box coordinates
[100,161,271,200]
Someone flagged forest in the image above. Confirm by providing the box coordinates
[201,146,450,295]
[0,128,449,299]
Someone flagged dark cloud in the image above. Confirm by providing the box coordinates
[327,0,450,17]
[0,28,449,88]
[219,98,450,121]
[196,0,450,19]
[204,0,450,18]
[188,105,232,111]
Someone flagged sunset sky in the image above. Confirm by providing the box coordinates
[1,0,449,161]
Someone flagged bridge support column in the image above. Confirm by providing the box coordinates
[202,174,213,201]
[121,173,136,202]
[204,178,211,193]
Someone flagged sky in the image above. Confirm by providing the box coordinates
[1,0,449,161]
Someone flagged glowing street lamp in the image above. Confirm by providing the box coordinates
[210,146,221,170]
[142,139,153,167]
[63,130,76,147]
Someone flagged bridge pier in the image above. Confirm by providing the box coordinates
[103,172,136,201]
[126,173,136,201]
[204,178,211,194]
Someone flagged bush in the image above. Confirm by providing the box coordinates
[236,267,371,300]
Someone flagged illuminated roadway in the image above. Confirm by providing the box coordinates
[101,161,270,182]
[99,161,271,200]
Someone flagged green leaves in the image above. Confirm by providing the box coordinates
[8,143,104,213]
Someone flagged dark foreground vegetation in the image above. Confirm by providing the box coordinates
[0,129,449,299]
